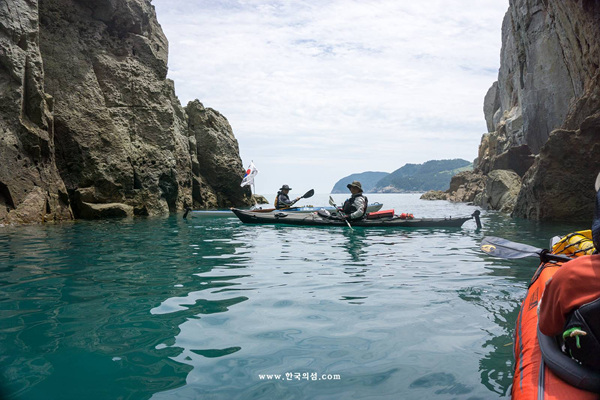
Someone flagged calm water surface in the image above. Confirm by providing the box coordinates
[0,194,587,399]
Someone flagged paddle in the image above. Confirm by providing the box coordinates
[480,236,573,263]
[284,189,314,209]
[329,196,353,230]
[299,189,314,201]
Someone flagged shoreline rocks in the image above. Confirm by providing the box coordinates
[0,0,252,225]
[444,0,600,220]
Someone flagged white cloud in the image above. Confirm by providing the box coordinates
[153,0,508,194]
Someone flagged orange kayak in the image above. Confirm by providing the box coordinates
[512,231,600,400]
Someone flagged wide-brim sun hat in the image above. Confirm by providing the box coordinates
[346,181,362,191]
[280,184,292,190]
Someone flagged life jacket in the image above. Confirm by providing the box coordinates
[274,192,291,209]
[342,193,368,220]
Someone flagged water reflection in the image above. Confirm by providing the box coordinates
[0,216,257,399]
[409,372,475,396]
[2,201,573,400]
[339,228,369,263]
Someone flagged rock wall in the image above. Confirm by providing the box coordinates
[186,100,249,208]
[0,0,73,224]
[0,0,251,224]
[458,0,600,220]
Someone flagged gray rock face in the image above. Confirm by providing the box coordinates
[39,0,193,217]
[513,114,600,220]
[186,100,251,208]
[0,0,251,224]
[0,0,73,223]
[483,82,500,134]
[462,0,600,219]
[487,1,579,154]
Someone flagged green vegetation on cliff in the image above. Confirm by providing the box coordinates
[373,159,472,192]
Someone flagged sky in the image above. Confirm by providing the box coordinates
[152,0,508,194]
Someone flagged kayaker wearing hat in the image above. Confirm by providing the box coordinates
[275,184,301,209]
[341,181,368,221]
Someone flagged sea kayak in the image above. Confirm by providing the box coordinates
[512,230,600,400]
[230,208,480,228]
[184,203,383,217]
[247,202,383,214]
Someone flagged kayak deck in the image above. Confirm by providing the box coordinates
[185,203,383,217]
[231,208,477,228]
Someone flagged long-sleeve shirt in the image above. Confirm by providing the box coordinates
[343,194,367,220]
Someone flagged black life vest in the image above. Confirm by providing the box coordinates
[562,297,600,371]
[274,192,292,209]
[342,193,368,220]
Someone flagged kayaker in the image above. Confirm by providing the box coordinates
[341,181,368,221]
[275,185,300,209]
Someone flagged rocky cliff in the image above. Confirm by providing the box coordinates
[0,0,251,224]
[0,0,73,223]
[450,0,600,221]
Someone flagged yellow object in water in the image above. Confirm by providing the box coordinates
[551,230,596,256]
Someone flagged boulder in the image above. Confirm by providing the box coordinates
[420,191,448,201]
[78,202,134,219]
[446,171,485,203]
[478,170,522,213]
[252,195,270,205]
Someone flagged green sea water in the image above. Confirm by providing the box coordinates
[0,194,588,400]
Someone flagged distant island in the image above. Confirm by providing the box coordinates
[331,159,472,193]
[330,171,390,193]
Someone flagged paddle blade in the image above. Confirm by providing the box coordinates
[480,236,541,259]
[329,196,336,207]
[303,189,315,199]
